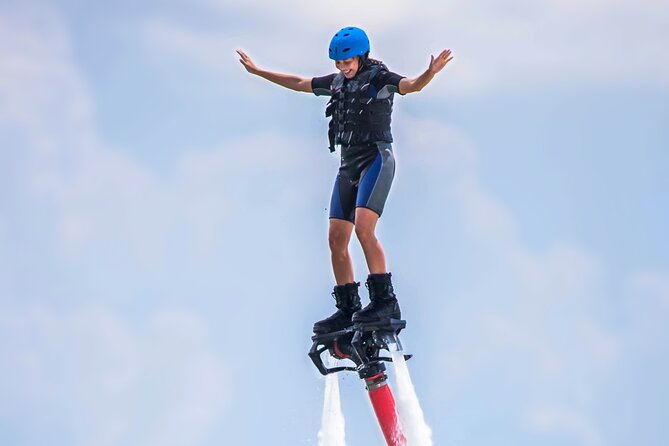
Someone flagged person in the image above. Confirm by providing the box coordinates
[237,26,453,335]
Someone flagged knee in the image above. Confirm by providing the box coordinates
[355,224,376,246]
[329,227,349,254]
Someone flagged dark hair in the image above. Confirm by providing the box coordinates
[359,52,383,67]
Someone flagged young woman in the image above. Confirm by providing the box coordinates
[237,27,453,335]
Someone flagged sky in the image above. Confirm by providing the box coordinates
[1,0,668,445]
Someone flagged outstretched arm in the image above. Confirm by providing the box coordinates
[398,49,453,94]
[237,49,313,93]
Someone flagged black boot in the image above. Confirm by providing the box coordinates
[313,282,362,334]
[352,273,401,324]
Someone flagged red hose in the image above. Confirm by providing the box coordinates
[365,374,406,446]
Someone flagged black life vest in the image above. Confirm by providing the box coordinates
[325,63,394,152]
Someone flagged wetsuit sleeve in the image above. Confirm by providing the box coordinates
[373,70,406,97]
[311,73,337,96]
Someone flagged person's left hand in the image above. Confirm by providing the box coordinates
[428,49,454,74]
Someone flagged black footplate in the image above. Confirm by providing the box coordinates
[309,318,412,377]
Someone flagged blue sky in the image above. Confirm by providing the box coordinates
[1,0,668,445]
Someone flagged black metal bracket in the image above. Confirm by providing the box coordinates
[308,318,412,377]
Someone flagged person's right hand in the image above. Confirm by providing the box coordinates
[237,49,259,74]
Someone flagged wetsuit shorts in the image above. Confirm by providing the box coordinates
[329,142,395,222]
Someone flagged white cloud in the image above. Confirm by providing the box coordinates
[627,270,669,310]
[0,5,327,270]
[545,0,667,13]
[509,243,603,304]
[575,321,619,363]
[0,304,226,446]
[622,270,669,349]
[0,10,233,443]
[525,406,604,446]
[142,0,669,95]
[398,116,613,441]
[172,130,325,256]
[0,7,93,146]
[395,115,479,171]
[1,2,664,444]
[142,18,239,74]
[396,114,518,240]
[0,6,170,264]
[199,0,412,31]
[411,0,669,92]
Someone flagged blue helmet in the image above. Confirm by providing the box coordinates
[328,26,370,61]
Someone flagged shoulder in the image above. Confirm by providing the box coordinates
[373,67,405,88]
[311,73,337,96]
[367,64,405,98]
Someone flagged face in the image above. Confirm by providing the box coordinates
[335,57,360,79]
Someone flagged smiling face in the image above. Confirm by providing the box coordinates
[335,57,360,79]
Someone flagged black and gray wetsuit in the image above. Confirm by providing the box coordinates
[312,63,405,222]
